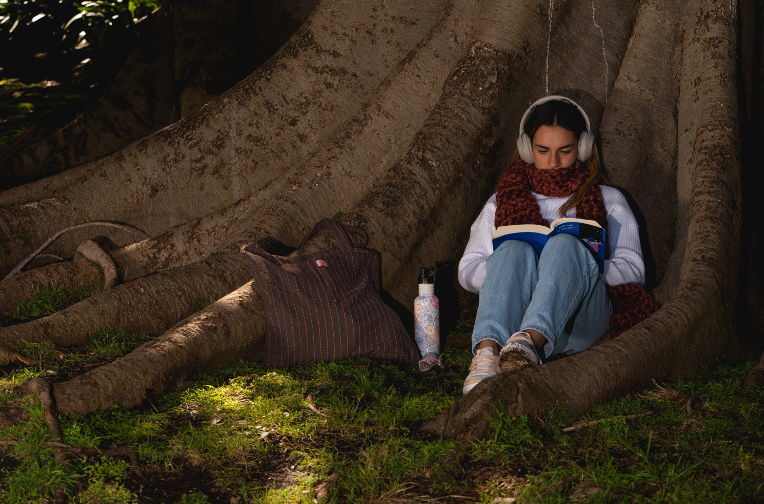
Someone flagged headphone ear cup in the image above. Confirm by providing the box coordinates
[577,130,594,162]
[517,133,534,164]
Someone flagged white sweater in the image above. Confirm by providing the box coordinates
[458,185,646,293]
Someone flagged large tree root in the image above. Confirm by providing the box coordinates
[96,0,493,281]
[21,0,643,418]
[0,0,751,433]
[0,262,84,319]
[422,0,745,439]
[53,281,267,417]
[0,253,249,362]
[599,0,683,289]
[0,0,448,276]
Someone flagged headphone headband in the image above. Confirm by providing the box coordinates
[516,95,594,164]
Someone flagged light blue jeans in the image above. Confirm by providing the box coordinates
[472,233,611,360]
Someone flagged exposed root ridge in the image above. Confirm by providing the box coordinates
[5,221,149,281]
[0,262,78,318]
[0,252,250,362]
[1,377,149,501]
[54,281,268,417]
[14,378,68,502]
[75,240,119,290]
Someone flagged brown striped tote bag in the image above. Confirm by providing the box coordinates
[240,218,418,367]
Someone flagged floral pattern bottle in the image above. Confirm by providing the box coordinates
[415,267,444,371]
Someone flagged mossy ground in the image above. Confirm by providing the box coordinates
[0,285,762,503]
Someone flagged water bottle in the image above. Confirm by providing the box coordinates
[415,267,444,371]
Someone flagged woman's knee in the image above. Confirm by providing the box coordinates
[546,233,591,260]
[546,232,580,250]
[489,239,537,268]
[543,233,599,274]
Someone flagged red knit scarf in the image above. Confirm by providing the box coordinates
[494,159,658,338]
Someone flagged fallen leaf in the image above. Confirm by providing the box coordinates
[571,487,602,500]
[315,472,339,498]
[308,403,325,416]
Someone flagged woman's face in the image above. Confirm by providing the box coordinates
[531,125,578,170]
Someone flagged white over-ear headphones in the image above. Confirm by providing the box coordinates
[516,95,595,164]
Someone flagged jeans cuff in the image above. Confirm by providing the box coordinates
[471,335,503,355]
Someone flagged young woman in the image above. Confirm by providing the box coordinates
[459,95,646,395]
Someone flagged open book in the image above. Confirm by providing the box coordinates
[492,218,606,273]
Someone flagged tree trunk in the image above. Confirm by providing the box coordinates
[423,0,752,438]
[0,0,758,424]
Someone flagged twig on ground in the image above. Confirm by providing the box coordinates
[306,394,326,416]
[315,471,338,499]
[8,350,38,365]
[562,411,653,433]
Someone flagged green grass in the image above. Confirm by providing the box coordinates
[1,339,762,503]
[1,281,103,327]
[0,285,762,502]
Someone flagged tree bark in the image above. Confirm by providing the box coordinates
[423,0,747,439]
[0,0,756,424]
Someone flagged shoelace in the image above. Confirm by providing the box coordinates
[469,353,497,373]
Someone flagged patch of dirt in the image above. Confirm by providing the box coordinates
[0,453,20,474]
[244,444,303,489]
[122,466,233,503]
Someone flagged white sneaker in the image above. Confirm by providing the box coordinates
[462,347,501,395]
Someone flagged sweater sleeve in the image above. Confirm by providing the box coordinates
[601,186,646,286]
[458,194,497,293]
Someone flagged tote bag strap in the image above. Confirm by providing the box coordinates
[297,218,369,250]
[241,243,281,266]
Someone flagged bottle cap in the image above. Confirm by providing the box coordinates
[418,267,435,284]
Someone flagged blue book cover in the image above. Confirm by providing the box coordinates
[492,219,606,273]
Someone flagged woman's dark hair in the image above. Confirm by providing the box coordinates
[524,99,587,141]
[513,99,606,217]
